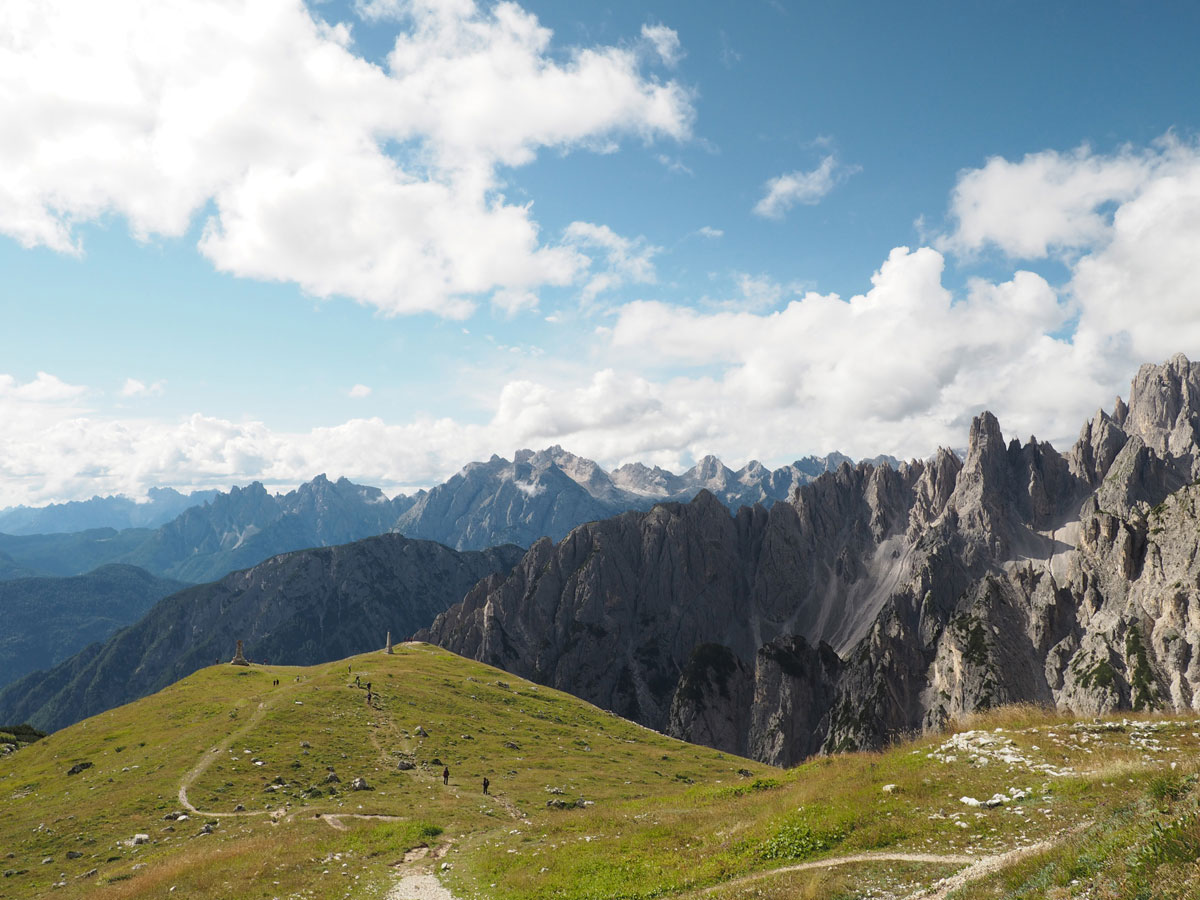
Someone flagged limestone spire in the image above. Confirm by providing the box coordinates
[385,631,394,654]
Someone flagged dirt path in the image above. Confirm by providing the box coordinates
[695,840,1051,897]
[385,873,459,900]
[903,840,1052,899]
[177,697,277,819]
[698,852,975,894]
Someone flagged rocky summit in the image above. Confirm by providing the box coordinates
[393,444,884,551]
[421,354,1200,765]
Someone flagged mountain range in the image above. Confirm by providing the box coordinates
[393,446,896,550]
[419,354,1200,764]
[0,534,523,732]
[19,357,1200,770]
[0,564,186,689]
[0,451,879,583]
[0,486,220,535]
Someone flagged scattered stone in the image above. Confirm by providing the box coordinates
[882,783,898,793]
[130,834,150,846]
[959,796,982,807]
[41,857,52,864]
[65,852,82,860]
[984,793,1008,808]
[323,773,341,785]
[199,824,214,835]
[299,741,311,749]
[66,762,92,777]
[350,777,372,791]
[397,760,415,771]
[503,741,520,750]
[415,726,429,737]
[233,804,245,812]
[79,869,97,879]
[430,757,443,766]
[163,811,184,821]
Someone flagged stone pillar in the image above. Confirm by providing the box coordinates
[230,639,250,666]
[385,631,394,655]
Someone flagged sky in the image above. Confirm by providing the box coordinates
[3,0,1200,505]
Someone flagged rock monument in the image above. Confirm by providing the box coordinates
[385,631,394,654]
[230,639,249,666]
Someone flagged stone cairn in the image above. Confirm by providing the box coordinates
[230,639,250,666]
[385,631,394,655]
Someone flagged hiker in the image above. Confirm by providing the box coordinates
[366,689,372,704]
[482,777,489,795]
[443,766,449,785]
[355,675,360,687]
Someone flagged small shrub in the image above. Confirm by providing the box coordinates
[759,822,848,861]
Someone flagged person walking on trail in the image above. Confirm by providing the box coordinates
[482,777,490,795]
[443,766,450,785]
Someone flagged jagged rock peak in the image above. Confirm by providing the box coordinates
[1123,353,1200,456]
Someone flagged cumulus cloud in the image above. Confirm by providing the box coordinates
[938,144,1153,258]
[0,0,693,316]
[753,155,858,220]
[696,226,724,239]
[348,384,372,398]
[8,136,1200,505]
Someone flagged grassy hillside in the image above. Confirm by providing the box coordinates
[1,647,1199,900]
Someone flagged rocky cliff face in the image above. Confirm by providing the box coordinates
[0,534,522,733]
[422,355,1200,765]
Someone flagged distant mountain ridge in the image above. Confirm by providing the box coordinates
[0,486,220,535]
[0,475,416,585]
[0,450,883,580]
[395,445,892,551]
[0,533,523,733]
[0,564,185,690]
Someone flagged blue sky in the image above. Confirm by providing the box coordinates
[3,0,1200,505]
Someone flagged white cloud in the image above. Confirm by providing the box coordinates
[753,155,858,220]
[0,0,693,317]
[348,384,372,398]
[696,226,723,239]
[940,135,1200,364]
[8,135,1200,506]
[562,221,659,303]
[641,23,683,67]
[121,378,165,398]
[938,144,1152,258]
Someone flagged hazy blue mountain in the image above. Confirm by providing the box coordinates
[0,486,220,535]
[118,474,417,583]
[0,528,155,578]
[0,564,186,690]
[0,534,522,733]
[0,475,416,585]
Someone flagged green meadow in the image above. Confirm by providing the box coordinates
[2,644,1199,899]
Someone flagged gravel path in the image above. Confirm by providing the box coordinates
[385,873,461,900]
[700,852,974,894]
